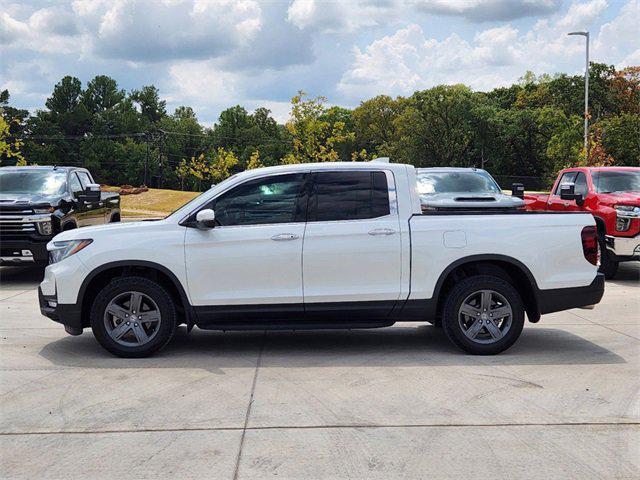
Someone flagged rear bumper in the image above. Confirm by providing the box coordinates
[38,287,83,334]
[605,234,640,260]
[538,273,605,315]
[0,240,49,265]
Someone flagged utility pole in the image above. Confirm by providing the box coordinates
[568,31,589,160]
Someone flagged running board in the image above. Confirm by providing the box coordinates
[196,320,395,332]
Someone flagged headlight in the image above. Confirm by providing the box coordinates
[615,205,640,218]
[33,207,54,214]
[47,239,92,264]
[615,205,639,232]
[36,221,53,235]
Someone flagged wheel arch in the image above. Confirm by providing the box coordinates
[432,254,541,323]
[78,260,194,328]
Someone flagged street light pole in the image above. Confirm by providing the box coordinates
[568,31,589,160]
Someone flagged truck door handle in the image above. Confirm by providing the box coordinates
[368,228,395,236]
[271,233,299,241]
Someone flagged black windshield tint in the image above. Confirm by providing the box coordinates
[0,170,67,196]
[592,170,640,193]
[417,171,501,195]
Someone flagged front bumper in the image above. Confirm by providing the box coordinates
[0,240,49,265]
[605,234,640,259]
[537,273,605,315]
[38,287,83,335]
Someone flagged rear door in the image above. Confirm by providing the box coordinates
[302,169,402,318]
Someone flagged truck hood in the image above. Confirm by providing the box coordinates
[596,191,640,207]
[420,192,525,209]
[52,218,164,242]
[0,192,61,208]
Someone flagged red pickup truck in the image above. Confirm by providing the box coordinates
[524,166,639,279]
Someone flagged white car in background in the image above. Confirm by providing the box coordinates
[417,167,525,212]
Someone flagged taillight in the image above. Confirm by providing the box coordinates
[581,226,599,266]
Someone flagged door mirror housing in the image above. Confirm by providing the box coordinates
[559,182,584,206]
[195,208,216,229]
[77,183,101,202]
[511,183,524,199]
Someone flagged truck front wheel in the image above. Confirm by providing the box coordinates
[441,275,525,355]
[598,238,618,279]
[90,277,177,358]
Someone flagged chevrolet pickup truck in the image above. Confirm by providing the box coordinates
[0,166,120,265]
[524,166,639,279]
[39,160,604,357]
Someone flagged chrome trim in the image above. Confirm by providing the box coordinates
[0,214,52,223]
[0,256,35,263]
[605,234,640,257]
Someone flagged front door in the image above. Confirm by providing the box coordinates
[184,173,308,315]
[548,171,577,211]
[67,172,94,227]
[302,170,402,319]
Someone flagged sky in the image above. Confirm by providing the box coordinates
[1,0,638,125]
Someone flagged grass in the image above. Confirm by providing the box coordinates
[118,188,201,217]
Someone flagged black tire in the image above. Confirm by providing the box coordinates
[442,275,525,355]
[598,238,618,280]
[90,276,177,357]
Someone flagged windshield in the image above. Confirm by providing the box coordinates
[592,170,640,193]
[164,173,239,219]
[417,170,501,195]
[0,170,67,196]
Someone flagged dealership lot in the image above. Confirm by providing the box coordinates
[0,264,638,479]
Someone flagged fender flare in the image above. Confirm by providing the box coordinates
[77,260,195,327]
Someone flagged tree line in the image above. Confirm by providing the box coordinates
[1,63,638,191]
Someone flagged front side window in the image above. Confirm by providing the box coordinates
[68,173,83,194]
[554,172,578,195]
[212,173,306,226]
[76,171,93,188]
[309,171,391,222]
[573,172,589,197]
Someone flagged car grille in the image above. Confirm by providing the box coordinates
[0,208,39,241]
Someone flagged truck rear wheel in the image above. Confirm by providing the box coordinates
[90,276,177,358]
[441,275,524,355]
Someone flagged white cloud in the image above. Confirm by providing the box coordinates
[338,0,638,99]
[165,60,241,106]
[287,0,392,33]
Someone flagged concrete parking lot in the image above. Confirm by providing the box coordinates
[0,264,638,479]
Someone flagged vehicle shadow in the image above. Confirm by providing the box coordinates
[607,262,640,285]
[39,324,625,372]
[0,266,45,290]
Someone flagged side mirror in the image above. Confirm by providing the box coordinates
[511,183,524,199]
[195,208,216,229]
[78,183,101,202]
[559,182,584,206]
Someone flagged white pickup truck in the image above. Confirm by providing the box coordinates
[39,160,604,357]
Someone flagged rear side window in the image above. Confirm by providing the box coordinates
[309,171,391,222]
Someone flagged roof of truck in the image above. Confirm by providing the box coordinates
[0,166,77,172]
[416,167,488,173]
